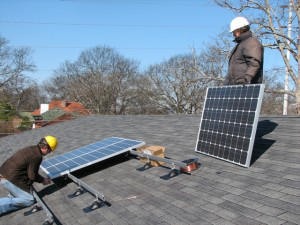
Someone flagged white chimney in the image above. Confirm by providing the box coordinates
[40,104,49,114]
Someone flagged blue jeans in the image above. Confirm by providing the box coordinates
[0,178,35,215]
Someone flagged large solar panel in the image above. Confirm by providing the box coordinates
[195,84,265,167]
[41,137,145,179]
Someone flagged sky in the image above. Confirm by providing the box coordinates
[0,0,285,83]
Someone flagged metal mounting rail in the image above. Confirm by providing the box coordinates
[129,150,187,168]
[32,189,54,225]
[66,172,105,202]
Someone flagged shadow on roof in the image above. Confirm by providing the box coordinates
[251,120,278,165]
[40,152,131,192]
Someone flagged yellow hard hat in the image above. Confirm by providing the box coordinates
[44,135,58,151]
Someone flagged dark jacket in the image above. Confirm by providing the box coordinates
[225,31,264,85]
[0,145,44,193]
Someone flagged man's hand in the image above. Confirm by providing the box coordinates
[235,77,251,86]
[243,74,252,85]
[42,177,52,185]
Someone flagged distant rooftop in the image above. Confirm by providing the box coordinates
[32,100,90,116]
[31,100,90,128]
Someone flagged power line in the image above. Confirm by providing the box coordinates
[6,0,217,6]
[7,45,203,73]
[60,0,217,7]
[0,20,219,28]
[9,45,201,50]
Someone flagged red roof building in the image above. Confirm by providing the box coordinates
[32,101,90,128]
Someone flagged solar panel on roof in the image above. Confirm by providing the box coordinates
[41,137,145,179]
[195,84,265,167]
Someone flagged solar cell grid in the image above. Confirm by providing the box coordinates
[41,137,145,178]
[196,84,265,167]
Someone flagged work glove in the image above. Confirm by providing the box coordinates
[236,76,251,86]
[244,75,252,84]
[42,177,52,185]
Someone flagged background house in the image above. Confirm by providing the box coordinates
[31,101,90,128]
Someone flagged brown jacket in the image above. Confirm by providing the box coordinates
[0,145,44,193]
[226,31,264,85]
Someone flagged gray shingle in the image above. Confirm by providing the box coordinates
[211,218,237,225]
[256,205,285,217]
[232,215,266,225]
[278,212,300,224]
[218,200,262,218]
[217,209,240,221]
[255,215,286,225]
[0,115,299,225]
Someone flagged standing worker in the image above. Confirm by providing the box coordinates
[0,136,58,215]
[225,16,264,85]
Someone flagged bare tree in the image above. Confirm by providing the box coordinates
[196,30,234,85]
[46,46,140,114]
[43,70,69,100]
[0,36,35,89]
[262,70,286,114]
[132,76,170,114]
[0,36,41,116]
[143,54,210,114]
[215,0,300,113]
[6,77,47,113]
[141,31,236,114]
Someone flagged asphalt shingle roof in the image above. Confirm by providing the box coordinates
[0,115,299,225]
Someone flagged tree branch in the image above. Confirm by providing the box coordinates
[265,88,295,97]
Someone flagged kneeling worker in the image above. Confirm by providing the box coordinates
[0,135,58,215]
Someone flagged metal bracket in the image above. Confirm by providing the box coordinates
[68,186,85,198]
[160,168,180,180]
[24,203,42,216]
[130,150,187,168]
[42,219,53,225]
[74,186,84,196]
[24,189,54,225]
[136,162,152,172]
[130,150,189,179]
[171,162,176,170]
[83,198,104,213]
[66,171,108,212]
[130,150,187,178]
[165,163,180,177]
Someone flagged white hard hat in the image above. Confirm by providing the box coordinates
[230,17,249,32]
